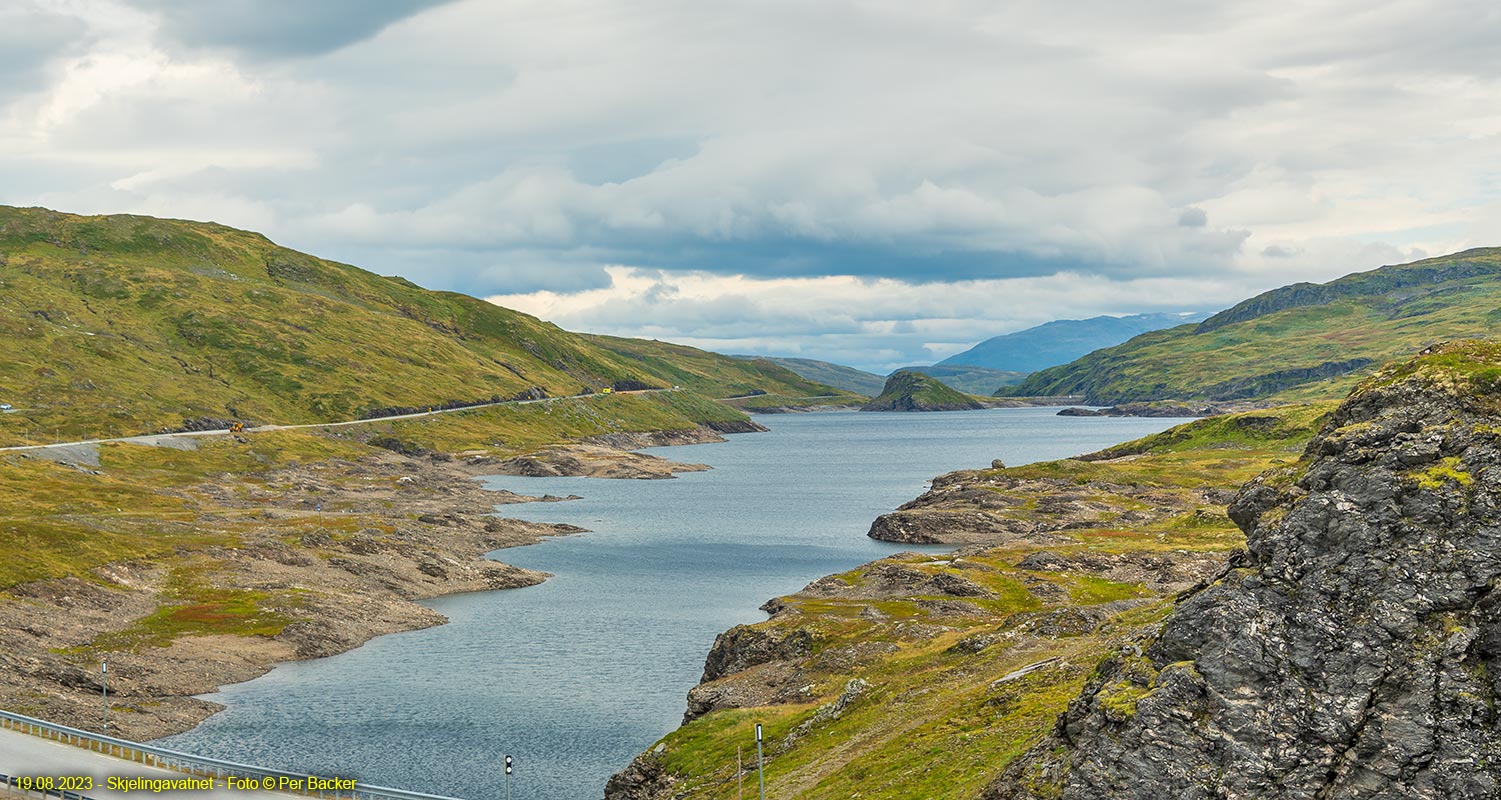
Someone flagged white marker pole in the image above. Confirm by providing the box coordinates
[101,659,108,733]
[503,754,512,800]
[755,723,765,800]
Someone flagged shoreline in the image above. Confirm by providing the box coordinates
[600,405,1323,800]
[0,425,741,745]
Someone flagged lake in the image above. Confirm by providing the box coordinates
[158,408,1186,799]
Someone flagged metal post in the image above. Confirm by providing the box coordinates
[503,754,512,800]
[755,723,765,800]
[101,659,108,734]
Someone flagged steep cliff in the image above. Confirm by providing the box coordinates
[992,340,1501,799]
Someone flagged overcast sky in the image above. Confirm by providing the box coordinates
[4,1,1498,371]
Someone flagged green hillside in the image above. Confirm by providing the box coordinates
[0,207,839,445]
[588,337,861,402]
[1005,248,1501,404]
[730,355,887,396]
[860,371,983,411]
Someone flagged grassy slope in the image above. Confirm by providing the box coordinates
[0,390,733,592]
[1005,248,1501,404]
[0,207,840,445]
[640,403,1332,799]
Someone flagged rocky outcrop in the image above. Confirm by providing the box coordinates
[699,625,817,684]
[991,341,1501,800]
[582,423,767,450]
[1203,358,1375,401]
[604,748,675,800]
[1058,402,1216,417]
[867,507,1050,544]
[867,469,1204,546]
[491,422,771,478]
[703,419,771,434]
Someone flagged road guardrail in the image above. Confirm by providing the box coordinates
[0,711,465,800]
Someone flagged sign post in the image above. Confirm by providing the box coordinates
[755,723,765,800]
[101,659,108,733]
[504,754,512,800]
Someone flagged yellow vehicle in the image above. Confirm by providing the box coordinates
[229,422,246,433]
[601,387,614,394]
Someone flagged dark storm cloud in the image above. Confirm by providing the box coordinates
[1178,208,1208,228]
[124,0,453,59]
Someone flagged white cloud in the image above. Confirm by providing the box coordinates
[2,0,1501,365]
[491,266,1241,371]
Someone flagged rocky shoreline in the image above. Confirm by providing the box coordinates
[489,422,768,478]
[601,404,1327,799]
[864,458,1234,545]
[0,425,740,743]
[603,346,1501,799]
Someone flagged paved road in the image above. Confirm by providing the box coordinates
[0,726,303,800]
[0,389,676,454]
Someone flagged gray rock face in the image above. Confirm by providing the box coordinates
[699,625,816,685]
[604,748,673,800]
[992,353,1501,799]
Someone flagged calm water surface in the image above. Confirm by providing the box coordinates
[159,409,1185,799]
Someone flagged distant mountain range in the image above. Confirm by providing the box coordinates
[735,314,1199,398]
[937,312,1209,373]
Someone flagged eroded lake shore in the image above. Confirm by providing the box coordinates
[0,426,730,742]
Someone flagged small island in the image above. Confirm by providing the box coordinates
[859,371,985,412]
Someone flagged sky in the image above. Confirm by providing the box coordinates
[3,1,1499,372]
